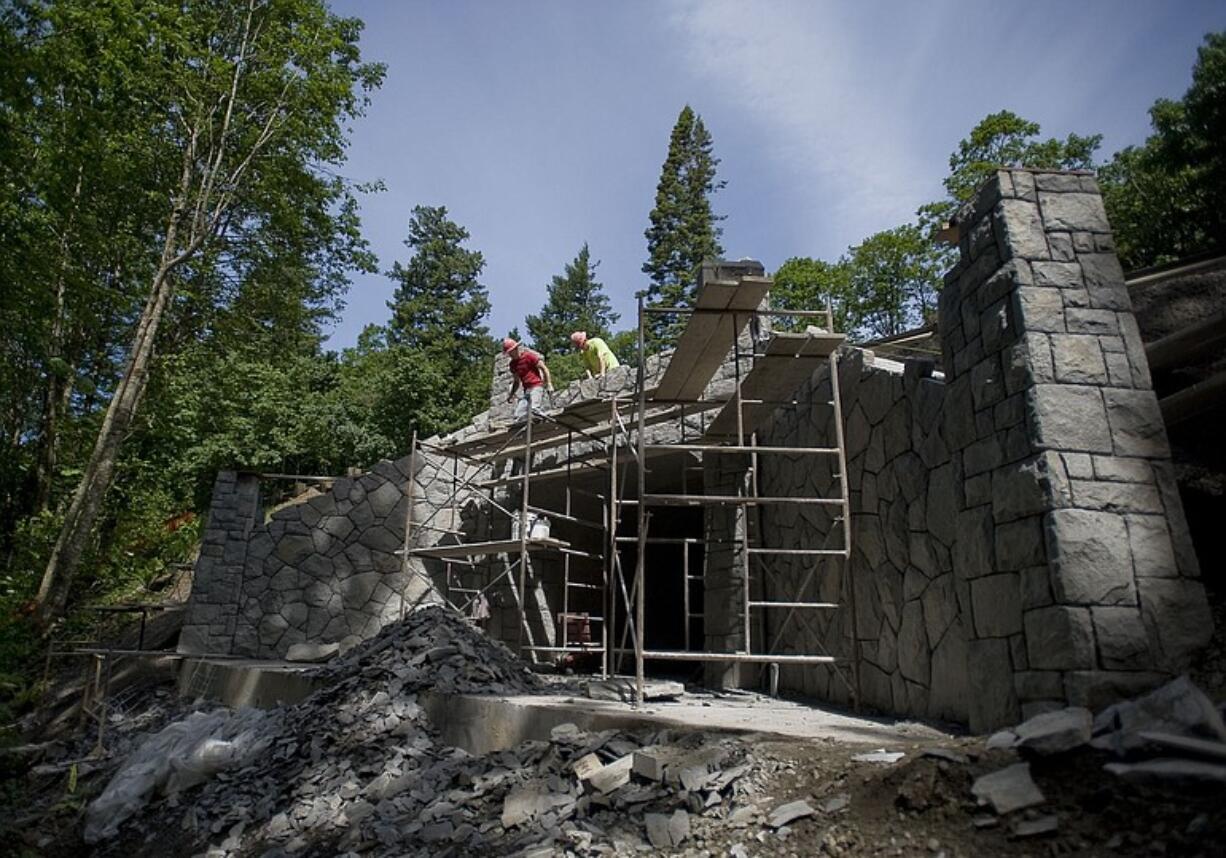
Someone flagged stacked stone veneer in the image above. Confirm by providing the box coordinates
[182,189,1212,730]
[739,168,1212,731]
[180,450,477,657]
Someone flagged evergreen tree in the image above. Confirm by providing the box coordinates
[387,205,491,356]
[525,243,619,354]
[384,205,493,428]
[642,106,725,342]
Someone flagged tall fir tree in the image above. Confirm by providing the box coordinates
[642,106,725,343]
[525,243,619,355]
[385,205,492,426]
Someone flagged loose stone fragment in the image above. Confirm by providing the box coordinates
[852,749,905,764]
[972,763,1046,814]
[587,755,634,794]
[572,753,603,781]
[1104,758,1226,785]
[1013,707,1092,755]
[1012,814,1059,838]
[768,799,816,828]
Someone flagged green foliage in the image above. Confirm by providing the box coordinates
[643,105,725,344]
[846,225,945,340]
[943,109,1101,204]
[1100,32,1226,269]
[770,257,854,333]
[384,205,494,432]
[525,243,619,355]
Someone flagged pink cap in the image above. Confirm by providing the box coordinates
[570,331,587,347]
[502,337,518,354]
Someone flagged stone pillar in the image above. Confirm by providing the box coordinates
[702,451,751,688]
[939,168,1211,729]
[179,471,262,654]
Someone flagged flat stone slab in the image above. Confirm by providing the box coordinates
[1013,707,1092,755]
[285,642,340,663]
[972,763,1046,814]
[768,799,816,828]
[1105,758,1226,785]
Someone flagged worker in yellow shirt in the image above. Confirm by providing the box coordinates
[569,331,620,377]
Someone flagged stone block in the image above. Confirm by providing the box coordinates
[928,617,969,722]
[1014,670,1064,702]
[1061,452,1094,480]
[1048,232,1076,261]
[1103,389,1169,458]
[952,505,994,580]
[1104,351,1133,387]
[992,451,1070,524]
[922,573,958,646]
[367,480,404,519]
[926,464,957,547]
[1118,315,1152,389]
[1138,577,1213,670]
[1051,334,1108,384]
[1027,384,1112,453]
[1065,308,1118,335]
[971,573,1023,638]
[1091,606,1151,670]
[897,599,930,685]
[995,516,1046,571]
[1070,480,1163,514]
[358,524,402,553]
[1011,287,1065,333]
[274,534,313,566]
[1092,456,1152,484]
[1063,670,1169,712]
[1032,260,1083,289]
[1020,565,1054,609]
[1080,253,1132,311]
[1024,605,1095,670]
[964,436,1003,477]
[993,198,1049,260]
[968,638,1020,731]
[1037,192,1110,232]
[1126,514,1178,578]
[1045,508,1135,606]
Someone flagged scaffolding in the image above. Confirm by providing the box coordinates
[399,270,858,706]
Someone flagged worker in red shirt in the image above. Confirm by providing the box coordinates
[503,338,554,422]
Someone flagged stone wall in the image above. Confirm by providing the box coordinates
[180,451,473,658]
[726,168,1212,731]
[181,179,1212,730]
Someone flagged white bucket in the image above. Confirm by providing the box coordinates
[512,512,551,540]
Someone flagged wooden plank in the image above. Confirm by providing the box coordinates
[703,331,845,439]
[653,276,773,402]
[1159,369,1226,427]
[405,536,570,559]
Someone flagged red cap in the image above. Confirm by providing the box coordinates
[502,337,518,354]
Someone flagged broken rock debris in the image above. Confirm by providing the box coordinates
[81,606,809,856]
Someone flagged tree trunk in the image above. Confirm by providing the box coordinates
[32,166,84,515]
[33,217,183,625]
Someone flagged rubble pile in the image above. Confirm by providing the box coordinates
[84,607,787,856]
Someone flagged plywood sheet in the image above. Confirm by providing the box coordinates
[652,276,773,402]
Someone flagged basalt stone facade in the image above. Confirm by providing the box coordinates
[724,169,1211,731]
[179,451,471,658]
[182,171,1211,730]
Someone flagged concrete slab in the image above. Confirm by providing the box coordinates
[177,657,317,708]
[421,689,951,755]
[176,658,953,755]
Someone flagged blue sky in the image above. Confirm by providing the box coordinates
[326,0,1224,351]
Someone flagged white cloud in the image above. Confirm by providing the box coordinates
[664,0,942,251]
